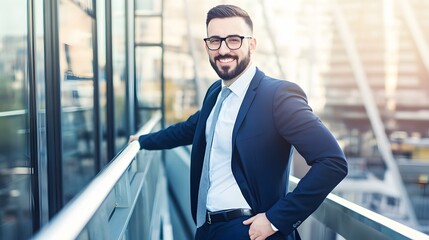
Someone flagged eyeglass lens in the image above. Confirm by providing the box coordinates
[206,36,243,50]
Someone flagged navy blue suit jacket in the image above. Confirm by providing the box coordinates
[139,68,348,236]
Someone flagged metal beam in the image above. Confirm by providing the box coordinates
[43,0,64,217]
[397,0,429,76]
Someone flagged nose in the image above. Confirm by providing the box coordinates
[218,40,231,55]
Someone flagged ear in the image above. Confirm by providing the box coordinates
[249,37,257,54]
[203,40,209,54]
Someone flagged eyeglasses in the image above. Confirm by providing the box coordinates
[203,35,252,51]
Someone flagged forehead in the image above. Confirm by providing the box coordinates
[207,17,251,37]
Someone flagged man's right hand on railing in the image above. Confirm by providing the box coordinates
[129,135,139,144]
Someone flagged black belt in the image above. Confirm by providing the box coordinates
[206,209,254,224]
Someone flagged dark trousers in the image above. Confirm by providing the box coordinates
[194,216,297,240]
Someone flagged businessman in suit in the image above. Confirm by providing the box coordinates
[129,4,347,240]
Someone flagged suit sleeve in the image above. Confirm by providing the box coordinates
[265,82,348,235]
[138,111,199,150]
[137,80,221,151]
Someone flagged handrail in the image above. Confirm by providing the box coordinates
[33,113,162,240]
[0,106,93,118]
[289,176,429,240]
[0,109,26,118]
[33,109,429,240]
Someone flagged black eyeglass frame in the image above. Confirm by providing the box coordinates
[203,35,253,51]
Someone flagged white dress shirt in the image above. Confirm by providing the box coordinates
[205,65,256,211]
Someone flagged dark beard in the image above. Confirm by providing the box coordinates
[210,52,251,81]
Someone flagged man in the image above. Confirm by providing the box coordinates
[129,5,347,240]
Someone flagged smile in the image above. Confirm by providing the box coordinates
[218,58,235,63]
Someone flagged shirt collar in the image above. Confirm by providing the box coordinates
[222,64,256,98]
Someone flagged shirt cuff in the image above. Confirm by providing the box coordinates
[270,223,279,232]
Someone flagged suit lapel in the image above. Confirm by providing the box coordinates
[196,69,265,151]
[200,83,222,129]
[232,69,264,146]
[194,81,222,153]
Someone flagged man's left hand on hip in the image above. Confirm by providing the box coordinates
[243,213,275,240]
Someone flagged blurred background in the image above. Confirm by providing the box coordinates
[162,0,429,233]
[0,0,428,239]
[164,0,429,232]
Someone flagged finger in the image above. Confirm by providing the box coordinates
[249,230,256,238]
[243,216,255,225]
[251,234,261,240]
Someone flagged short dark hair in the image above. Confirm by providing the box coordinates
[206,5,253,33]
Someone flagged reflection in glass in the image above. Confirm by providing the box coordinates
[96,0,108,164]
[59,0,96,202]
[0,1,33,239]
[34,0,49,225]
[135,17,161,44]
[135,0,162,14]
[112,0,128,153]
[136,47,162,126]
[136,47,162,108]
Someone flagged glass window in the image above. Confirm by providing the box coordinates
[135,17,162,44]
[135,0,162,14]
[136,47,162,126]
[96,0,108,165]
[34,0,49,225]
[112,0,128,153]
[0,1,33,239]
[58,0,96,203]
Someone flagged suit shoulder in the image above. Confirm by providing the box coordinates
[261,76,303,92]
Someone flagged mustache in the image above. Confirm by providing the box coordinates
[214,54,238,61]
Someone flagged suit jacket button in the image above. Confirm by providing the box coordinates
[293,221,301,228]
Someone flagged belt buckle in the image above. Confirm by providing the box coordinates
[207,212,212,224]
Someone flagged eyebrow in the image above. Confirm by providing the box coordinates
[206,34,242,38]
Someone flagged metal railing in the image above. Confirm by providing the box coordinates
[289,176,429,240]
[33,113,172,240]
[33,110,429,240]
